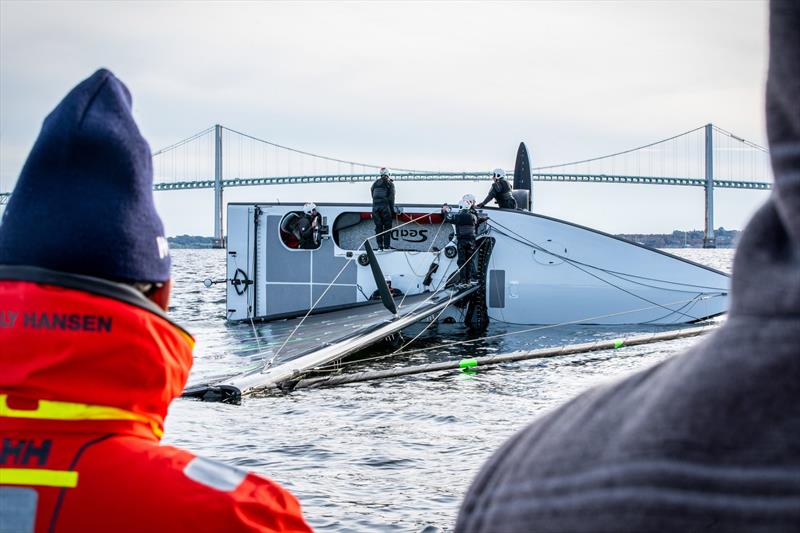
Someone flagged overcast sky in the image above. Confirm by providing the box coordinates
[0,1,771,235]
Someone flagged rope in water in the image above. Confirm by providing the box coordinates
[293,324,717,390]
[258,213,727,381]
[309,292,724,374]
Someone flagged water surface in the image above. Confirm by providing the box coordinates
[164,248,733,532]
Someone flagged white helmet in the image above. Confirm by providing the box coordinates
[303,202,316,214]
[492,168,506,179]
[380,167,390,178]
[462,193,476,206]
[458,199,471,210]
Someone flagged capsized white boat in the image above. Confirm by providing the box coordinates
[186,144,728,401]
[224,201,728,326]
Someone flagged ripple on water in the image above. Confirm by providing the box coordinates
[164,248,733,531]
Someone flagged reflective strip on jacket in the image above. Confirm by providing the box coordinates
[0,267,311,532]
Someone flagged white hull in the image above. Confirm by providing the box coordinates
[225,203,729,325]
[478,208,727,324]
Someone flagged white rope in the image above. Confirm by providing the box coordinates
[390,275,458,355]
[397,212,448,310]
[264,209,444,367]
[310,293,723,373]
[310,239,491,372]
[249,317,262,355]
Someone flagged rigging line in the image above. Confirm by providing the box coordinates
[602,270,725,296]
[372,241,481,363]
[398,213,447,280]
[310,240,500,373]
[269,210,442,362]
[356,284,370,300]
[495,225,723,295]
[487,225,705,322]
[395,236,485,321]
[332,233,488,366]
[397,214,446,309]
[391,282,457,355]
[387,235,484,325]
[430,254,457,294]
[402,250,429,278]
[311,293,725,373]
[248,316,263,354]
[151,126,215,157]
[363,215,483,320]
[265,210,443,365]
[532,125,707,171]
[487,219,727,292]
[711,125,769,153]
[220,126,430,174]
[638,294,705,325]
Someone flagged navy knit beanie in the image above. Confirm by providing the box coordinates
[0,69,170,283]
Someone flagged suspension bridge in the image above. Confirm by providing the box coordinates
[0,123,771,248]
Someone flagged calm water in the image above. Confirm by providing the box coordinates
[163,247,734,532]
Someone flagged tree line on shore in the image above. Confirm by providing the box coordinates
[615,228,739,248]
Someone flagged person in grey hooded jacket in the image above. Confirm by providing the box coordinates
[456,2,800,531]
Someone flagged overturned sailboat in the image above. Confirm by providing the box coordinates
[223,202,727,323]
[184,143,729,401]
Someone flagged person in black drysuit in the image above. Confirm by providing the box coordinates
[295,202,322,249]
[371,167,396,250]
[456,4,800,532]
[477,168,516,209]
[444,197,488,286]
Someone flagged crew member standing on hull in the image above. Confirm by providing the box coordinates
[477,168,516,209]
[296,202,322,249]
[0,69,311,533]
[371,167,396,250]
[444,195,488,287]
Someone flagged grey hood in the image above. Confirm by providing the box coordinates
[456,3,800,532]
[731,0,800,318]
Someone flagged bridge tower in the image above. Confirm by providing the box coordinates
[703,123,716,248]
[213,124,224,248]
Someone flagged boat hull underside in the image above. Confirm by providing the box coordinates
[225,203,730,326]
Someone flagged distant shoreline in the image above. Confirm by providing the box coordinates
[169,228,740,250]
[167,235,218,249]
[615,228,739,249]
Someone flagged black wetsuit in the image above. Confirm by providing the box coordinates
[371,177,396,249]
[481,178,516,209]
[451,208,487,283]
[295,212,321,249]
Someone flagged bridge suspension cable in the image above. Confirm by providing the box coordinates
[121,120,780,189]
[532,125,707,171]
[527,123,771,186]
[219,126,430,174]
[2,122,774,249]
[712,125,768,152]
[151,126,215,157]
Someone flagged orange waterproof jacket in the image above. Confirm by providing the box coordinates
[0,266,311,532]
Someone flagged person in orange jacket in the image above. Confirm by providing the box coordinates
[0,69,312,532]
